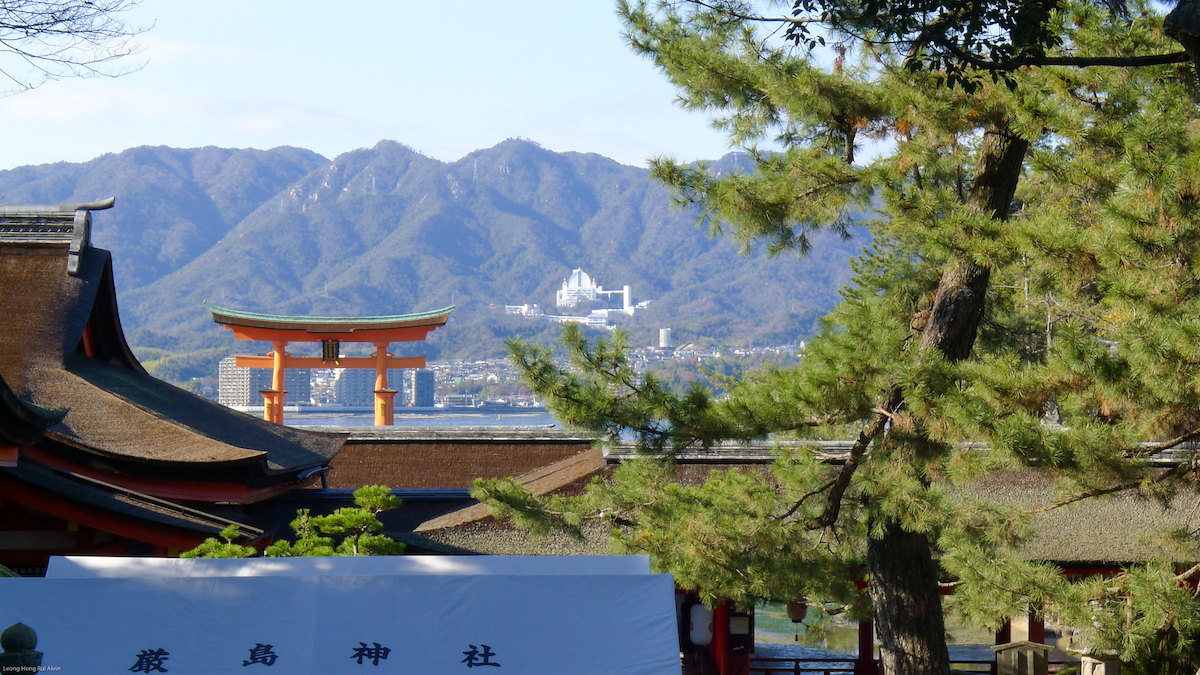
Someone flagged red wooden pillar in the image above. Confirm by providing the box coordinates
[707,600,751,675]
[711,601,730,673]
[1027,610,1045,644]
[854,619,878,675]
[80,322,97,358]
[271,341,287,394]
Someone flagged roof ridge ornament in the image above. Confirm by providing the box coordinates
[0,196,115,277]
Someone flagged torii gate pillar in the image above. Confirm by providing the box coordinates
[373,341,396,426]
[260,340,289,424]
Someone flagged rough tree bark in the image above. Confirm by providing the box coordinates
[869,524,951,674]
[1165,0,1200,69]
[868,121,1029,675]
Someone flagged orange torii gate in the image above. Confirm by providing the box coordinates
[210,306,454,426]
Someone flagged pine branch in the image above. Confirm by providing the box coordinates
[1174,561,1200,585]
[1138,428,1200,455]
[932,36,1190,70]
[1028,464,1192,517]
[777,477,838,521]
[679,0,825,26]
[808,386,903,529]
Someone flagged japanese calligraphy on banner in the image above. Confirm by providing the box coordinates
[0,573,680,674]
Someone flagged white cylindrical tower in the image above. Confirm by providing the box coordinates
[659,328,672,349]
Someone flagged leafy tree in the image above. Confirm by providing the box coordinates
[475,1,1200,672]
[181,486,405,558]
[0,1,143,93]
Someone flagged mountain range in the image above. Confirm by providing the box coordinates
[0,139,867,381]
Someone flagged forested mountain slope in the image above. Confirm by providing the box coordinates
[0,139,866,379]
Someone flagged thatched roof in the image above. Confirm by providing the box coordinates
[959,469,1200,566]
[328,428,595,489]
[414,439,1199,567]
[0,201,342,493]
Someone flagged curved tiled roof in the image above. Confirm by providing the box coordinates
[0,202,343,493]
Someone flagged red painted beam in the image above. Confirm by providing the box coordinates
[235,355,426,370]
[0,472,210,551]
[19,446,316,504]
[225,325,438,343]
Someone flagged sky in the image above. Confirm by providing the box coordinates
[0,1,737,171]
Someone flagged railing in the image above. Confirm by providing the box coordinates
[748,657,860,674]
[749,657,1078,674]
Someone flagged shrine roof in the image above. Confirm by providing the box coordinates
[208,305,455,335]
[0,199,344,495]
[2,461,257,540]
[412,438,1200,566]
[0,372,64,446]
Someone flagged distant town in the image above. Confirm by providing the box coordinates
[194,266,805,412]
[202,339,805,411]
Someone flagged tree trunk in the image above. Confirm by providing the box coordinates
[868,521,950,675]
[868,122,1029,674]
[919,122,1029,360]
[1166,0,1200,69]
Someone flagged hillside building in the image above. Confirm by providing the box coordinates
[546,313,614,330]
[556,269,601,307]
[555,268,636,315]
[504,303,544,317]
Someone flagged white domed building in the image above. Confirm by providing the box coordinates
[556,268,601,308]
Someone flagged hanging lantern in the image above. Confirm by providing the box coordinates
[786,600,808,623]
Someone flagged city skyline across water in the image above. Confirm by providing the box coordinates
[287,409,560,429]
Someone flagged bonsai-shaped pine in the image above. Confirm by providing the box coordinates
[181,485,404,558]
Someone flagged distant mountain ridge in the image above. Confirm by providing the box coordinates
[0,139,867,380]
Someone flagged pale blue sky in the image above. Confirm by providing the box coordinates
[0,1,735,170]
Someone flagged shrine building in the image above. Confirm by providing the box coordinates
[0,199,346,573]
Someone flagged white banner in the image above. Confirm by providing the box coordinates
[0,573,680,674]
[45,554,652,578]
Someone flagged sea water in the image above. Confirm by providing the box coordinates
[286,408,561,428]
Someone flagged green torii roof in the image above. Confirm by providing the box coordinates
[208,305,455,335]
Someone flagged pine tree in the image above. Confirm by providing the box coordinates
[475,1,1200,672]
[182,486,405,558]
